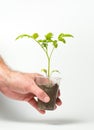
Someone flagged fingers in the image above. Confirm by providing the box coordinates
[30,80,50,103]
[34,76,52,86]
[56,90,62,106]
[28,97,46,114]
[58,89,60,97]
[56,97,62,106]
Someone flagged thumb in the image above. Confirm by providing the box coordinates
[30,80,50,103]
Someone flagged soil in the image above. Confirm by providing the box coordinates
[38,83,59,110]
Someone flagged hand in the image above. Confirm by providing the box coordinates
[0,71,62,114]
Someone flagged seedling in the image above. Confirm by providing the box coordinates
[16,32,73,78]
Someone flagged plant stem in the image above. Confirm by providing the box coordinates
[50,47,55,59]
[35,39,51,78]
[47,56,50,78]
[33,39,55,78]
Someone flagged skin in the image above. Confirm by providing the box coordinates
[0,56,62,114]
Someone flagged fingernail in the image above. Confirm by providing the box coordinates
[44,97,50,103]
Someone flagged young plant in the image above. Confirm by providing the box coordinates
[16,32,73,78]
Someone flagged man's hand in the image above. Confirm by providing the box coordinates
[0,57,62,114]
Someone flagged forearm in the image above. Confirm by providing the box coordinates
[0,56,11,91]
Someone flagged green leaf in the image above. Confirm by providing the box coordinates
[41,43,48,49]
[53,40,58,48]
[42,39,47,42]
[58,33,63,39]
[45,32,53,40]
[58,33,73,38]
[51,69,60,75]
[16,34,31,40]
[62,34,74,37]
[32,33,39,39]
[58,33,64,41]
[37,39,43,42]
[58,33,67,43]
[58,37,66,43]
[61,38,66,43]
[47,39,53,42]
[58,33,73,43]
[41,68,47,76]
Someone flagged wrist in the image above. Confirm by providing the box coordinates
[0,57,12,90]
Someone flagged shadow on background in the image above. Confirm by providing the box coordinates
[0,94,87,125]
[23,118,85,125]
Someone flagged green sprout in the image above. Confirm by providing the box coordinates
[16,32,73,78]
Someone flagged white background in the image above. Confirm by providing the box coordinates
[0,0,94,130]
